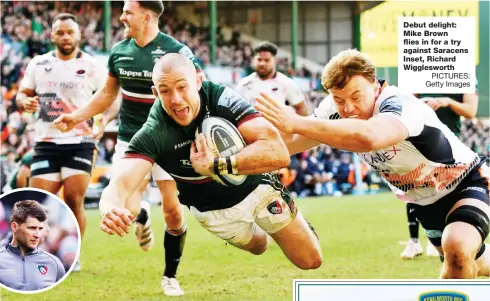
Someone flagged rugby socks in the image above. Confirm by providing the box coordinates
[135,207,149,225]
[163,222,187,279]
[407,205,419,242]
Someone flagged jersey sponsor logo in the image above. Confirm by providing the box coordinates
[423,229,443,238]
[38,265,48,275]
[0,268,15,273]
[36,60,50,66]
[361,147,400,165]
[180,159,193,168]
[118,68,152,78]
[117,56,134,61]
[45,67,53,72]
[73,156,92,166]
[42,81,83,90]
[174,139,193,149]
[151,48,166,55]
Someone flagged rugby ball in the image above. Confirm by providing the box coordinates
[196,116,247,186]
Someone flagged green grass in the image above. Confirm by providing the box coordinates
[0,193,468,301]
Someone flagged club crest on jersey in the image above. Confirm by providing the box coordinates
[267,200,283,215]
[76,69,86,76]
[38,265,48,275]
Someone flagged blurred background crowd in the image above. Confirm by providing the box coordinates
[1,1,489,200]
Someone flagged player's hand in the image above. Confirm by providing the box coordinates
[190,133,214,176]
[255,92,300,134]
[23,96,40,113]
[100,207,134,237]
[426,97,449,111]
[53,114,79,133]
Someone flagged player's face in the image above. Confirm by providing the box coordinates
[12,217,45,250]
[51,19,80,56]
[330,75,378,120]
[254,51,275,79]
[152,69,203,126]
[120,1,147,39]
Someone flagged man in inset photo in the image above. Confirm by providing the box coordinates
[0,200,65,291]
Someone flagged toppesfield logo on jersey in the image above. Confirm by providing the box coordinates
[418,291,469,301]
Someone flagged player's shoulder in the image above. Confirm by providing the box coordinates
[275,72,295,84]
[28,52,55,66]
[110,39,131,54]
[38,249,63,265]
[236,72,257,87]
[374,85,420,116]
[314,94,341,120]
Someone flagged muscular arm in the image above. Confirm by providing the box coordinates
[72,75,120,123]
[98,158,152,215]
[15,166,31,188]
[235,117,290,174]
[291,113,408,152]
[281,132,322,155]
[448,94,478,119]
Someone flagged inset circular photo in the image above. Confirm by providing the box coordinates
[0,188,81,294]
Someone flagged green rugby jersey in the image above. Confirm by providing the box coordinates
[125,81,290,211]
[108,32,201,142]
[8,150,34,189]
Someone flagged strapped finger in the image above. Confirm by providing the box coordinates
[196,133,208,153]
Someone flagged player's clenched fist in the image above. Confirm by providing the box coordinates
[23,96,40,113]
[100,207,134,237]
[53,114,78,133]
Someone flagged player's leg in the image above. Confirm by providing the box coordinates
[475,243,490,276]
[440,198,489,278]
[253,184,322,270]
[154,167,186,296]
[401,203,423,260]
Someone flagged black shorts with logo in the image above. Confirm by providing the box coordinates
[410,158,490,247]
[30,142,95,177]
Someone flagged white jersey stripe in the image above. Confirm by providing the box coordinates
[120,88,155,99]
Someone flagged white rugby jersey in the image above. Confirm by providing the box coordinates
[20,51,107,144]
[235,72,304,107]
[314,83,480,206]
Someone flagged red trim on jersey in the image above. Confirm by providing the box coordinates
[108,72,117,78]
[123,153,155,164]
[176,177,213,184]
[237,112,262,127]
[122,92,155,104]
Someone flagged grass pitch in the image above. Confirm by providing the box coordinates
[2,193,474,301]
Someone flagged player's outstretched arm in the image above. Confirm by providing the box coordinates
[256,93,409,152]
[99,157,152,236]
[234,117,291,175]
[54,75,120,132]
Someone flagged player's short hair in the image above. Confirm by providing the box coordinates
[253,42,278,56]
[133,0,164,18]
[321,49,376,91]
[52,13,77,26]
[10,200,47,224]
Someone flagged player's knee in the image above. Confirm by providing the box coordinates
[443,237,474,271]
[295,248,323,270]
[163,202,183,225]
[249,244,268,255]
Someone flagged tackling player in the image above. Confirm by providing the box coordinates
[256,49,490,279]
[401,86,480,259]
[98,53,323,272]
[54,1,202,295]
[235,42,309,116]
[16,13,114,272]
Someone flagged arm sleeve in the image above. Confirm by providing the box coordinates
[19,57,38,90]
[107,47,118,78]
[216,87,261,127]
[56,257,66,281]
[378,96,423,137]
[284,78,304,106]
[125,126,161,164]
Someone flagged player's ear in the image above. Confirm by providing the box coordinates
[11,222,18,232]
[151,86,159,98]
[196,72,203,91]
